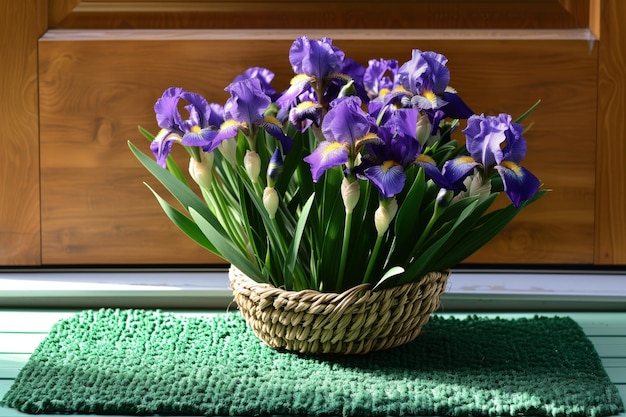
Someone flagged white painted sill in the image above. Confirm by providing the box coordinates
[1,269,625,311]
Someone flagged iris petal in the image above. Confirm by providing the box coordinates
[154,87,184,131]
[208,120,242,152]
[224,78,271,127]
[289,36,345,81]
[277,75,313,109]
[263,116,293,154]
[181,129,218,148]
[464,114,506,167]
[303,141,349,181]
[441,91,474,119]
[289,101,321,132]
[321,97,371,144]
[150,129,181,167]
[363,163,406,198]
[441,156,480,188]
[499,115,527,163]
[496,161,540,208]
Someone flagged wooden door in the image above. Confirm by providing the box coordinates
[2,0,626,267]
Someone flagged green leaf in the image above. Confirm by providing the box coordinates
[129,140,248,268]
[165,155,189,187]
[129,141,213,221]
[145,184,218,254]
[138,125,155,141]
[515,99,541,123]
[402,199,481,282]
[423,194,498,259]
[372,266,405,292]
[429,190,548,271]
[283,193,315,286]
[239,170,288,263]
[392,168,425,253]
[188,207,266,283]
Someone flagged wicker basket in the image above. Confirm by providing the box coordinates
[229,266,450,355]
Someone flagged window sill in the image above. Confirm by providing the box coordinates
[1,269,625,311]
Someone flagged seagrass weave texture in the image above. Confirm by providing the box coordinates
[229,266,450,354]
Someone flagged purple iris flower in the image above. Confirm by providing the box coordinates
[225,78,270,129]
[304,97,377,181]
[443,113,540,207]
[278,36,347,110]
[325,57,369,104]
[232,67,279,102]
[289,99,322,132]
[380,50,473,135]
[290,36,344,81]
[211,78,292,153]
[356,108,467,197]
[151,87,223,167]
[364,59,399,99]
[357,122,421,198]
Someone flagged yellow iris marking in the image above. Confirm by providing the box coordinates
[393,86,411,95]
[220,119,244,129]
[378,88,391,97]
[191,126,202,133]
[296,101,318,111]
[354,133,380,150]
[263,116,281,126]
[291,74,313,86]
[500,160,523,176]
[382,160,398,172]
[415,154,436,165]
[423,90,437,104]
[322,142,346,156]
[455,156,476,165]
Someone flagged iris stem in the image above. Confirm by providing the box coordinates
[336,211,352,292]
[406,209,442,265]
[363,234,384,285]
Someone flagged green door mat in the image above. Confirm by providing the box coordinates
[2,309,623,416]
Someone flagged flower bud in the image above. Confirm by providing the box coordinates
[266,148,284,188]
[436,188,454,208]
[374,198,398,236]
[338,79,356,98]
[416,113,439,146]
[467,175,492,200]
[451,175,492,204]
[188,151,214,192]
[244,150,261,184]
[263,187,279,219]
[218,138,237,167]
[341,178,360,214]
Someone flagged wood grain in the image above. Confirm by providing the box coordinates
[39,30,597,265]
[0,2,47,265]
[49,0,588,30]
[594,0,626,264]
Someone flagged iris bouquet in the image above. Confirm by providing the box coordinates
[129,36,545,294]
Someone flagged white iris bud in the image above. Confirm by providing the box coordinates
[416,113,440,147]
[244,150,261,184]
[218,138,237,167]
[188,151,214,192]
[452,175,492,204]
[341,178,360,214]
[263,187,279,219]
[374,198,398,236]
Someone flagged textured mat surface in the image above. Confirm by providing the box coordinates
[2,309,624,416]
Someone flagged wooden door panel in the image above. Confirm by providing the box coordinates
[39,30,596,265]
[49,0,590,29]
[0,1,47,265]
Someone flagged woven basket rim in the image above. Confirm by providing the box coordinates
[228,265,450,297]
